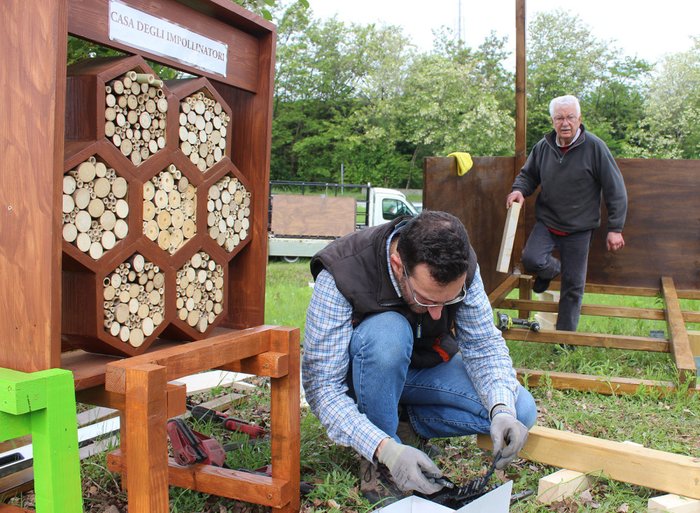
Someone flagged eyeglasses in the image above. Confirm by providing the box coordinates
[402,267,467,308]
[552,114,578,124]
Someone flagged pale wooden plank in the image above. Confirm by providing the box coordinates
[583,284,700,300]
[661,277,697,383]
[477,426,700,499]
[515,368,696,396]
[503,329,670,352]
[496,201,521,273]
[501,298,667,320]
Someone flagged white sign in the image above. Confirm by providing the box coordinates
[108,0,228,77]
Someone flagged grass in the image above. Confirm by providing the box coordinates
[8,260,695,512]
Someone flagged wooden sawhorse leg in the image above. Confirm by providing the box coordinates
[105,326,301,512]
[0,368,83,513]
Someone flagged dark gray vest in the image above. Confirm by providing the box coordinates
[310,218,478,367]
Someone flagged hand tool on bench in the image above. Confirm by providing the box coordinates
[496,311,541,332]
[190,405,267,439]
[167,418,227,467]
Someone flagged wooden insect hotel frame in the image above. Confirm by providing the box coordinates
[1,0,300,512]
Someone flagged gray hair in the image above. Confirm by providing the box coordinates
[549,95,581,117]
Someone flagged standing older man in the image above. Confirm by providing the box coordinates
[302,210,537,504]
[506,95,628,332]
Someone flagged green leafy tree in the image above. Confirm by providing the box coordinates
[526,10,650,154]
[394,52,515,160]
[272,4,418,185]
[629,39,700,158]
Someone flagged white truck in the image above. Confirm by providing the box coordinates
[268,181,419,262]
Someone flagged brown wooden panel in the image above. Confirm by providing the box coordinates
[67,0,269,92]
[270,195,357,238]
[423,156,516,293]
[0,0,67,371]
[586,159,700,290]
[426,157,700,292]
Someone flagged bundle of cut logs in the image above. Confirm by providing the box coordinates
[178,91,230,172]
[143,164,197,254]
[104,71,168,165]
[207,175,251,252]
[62,157,129,259]
[103,254,165,347]
[176,251,225,333]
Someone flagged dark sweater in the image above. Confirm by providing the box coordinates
[512,125,627,233]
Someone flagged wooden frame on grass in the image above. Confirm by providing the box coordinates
[490,275,699,394]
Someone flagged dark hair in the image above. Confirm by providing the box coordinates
[396,210,471,284]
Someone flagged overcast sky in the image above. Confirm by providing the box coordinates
[310,0,700,66]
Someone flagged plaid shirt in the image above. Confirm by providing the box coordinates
[302,264,518,462]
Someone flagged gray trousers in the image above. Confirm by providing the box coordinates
[521,221,593,331]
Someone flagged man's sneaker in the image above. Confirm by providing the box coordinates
[396,420,442,458]
[532,275,551,294]
[360,458,408,505]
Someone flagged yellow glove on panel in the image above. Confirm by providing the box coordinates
[447,152,473,176]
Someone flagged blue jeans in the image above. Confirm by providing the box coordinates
[521,221,594,331]
[348,311,537,441]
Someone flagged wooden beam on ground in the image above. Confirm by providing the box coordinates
[488,274,519,305]
[496,202,521,274]
[661,277,697,384]
[518,275,532,319]
[501,299,667,320]
[585,283,700,301]
[477,426,700,499]
[515,368,698,396]
[502,329,670,352]
[501,299,700,323]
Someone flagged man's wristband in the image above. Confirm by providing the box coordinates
[490,404,516,421]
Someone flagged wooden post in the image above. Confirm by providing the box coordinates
[124,363,169,513]
[518,274,532,319]
[0,0,67,371]
[270,327,301,512]
[512,0,527,272]
[661,276,697,383]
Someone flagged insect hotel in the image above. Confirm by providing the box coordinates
[0,0,300,512]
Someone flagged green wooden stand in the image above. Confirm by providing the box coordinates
[0,368,82,513]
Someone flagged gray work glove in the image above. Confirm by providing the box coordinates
[377,438,444,494]
[490,408,529,469]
